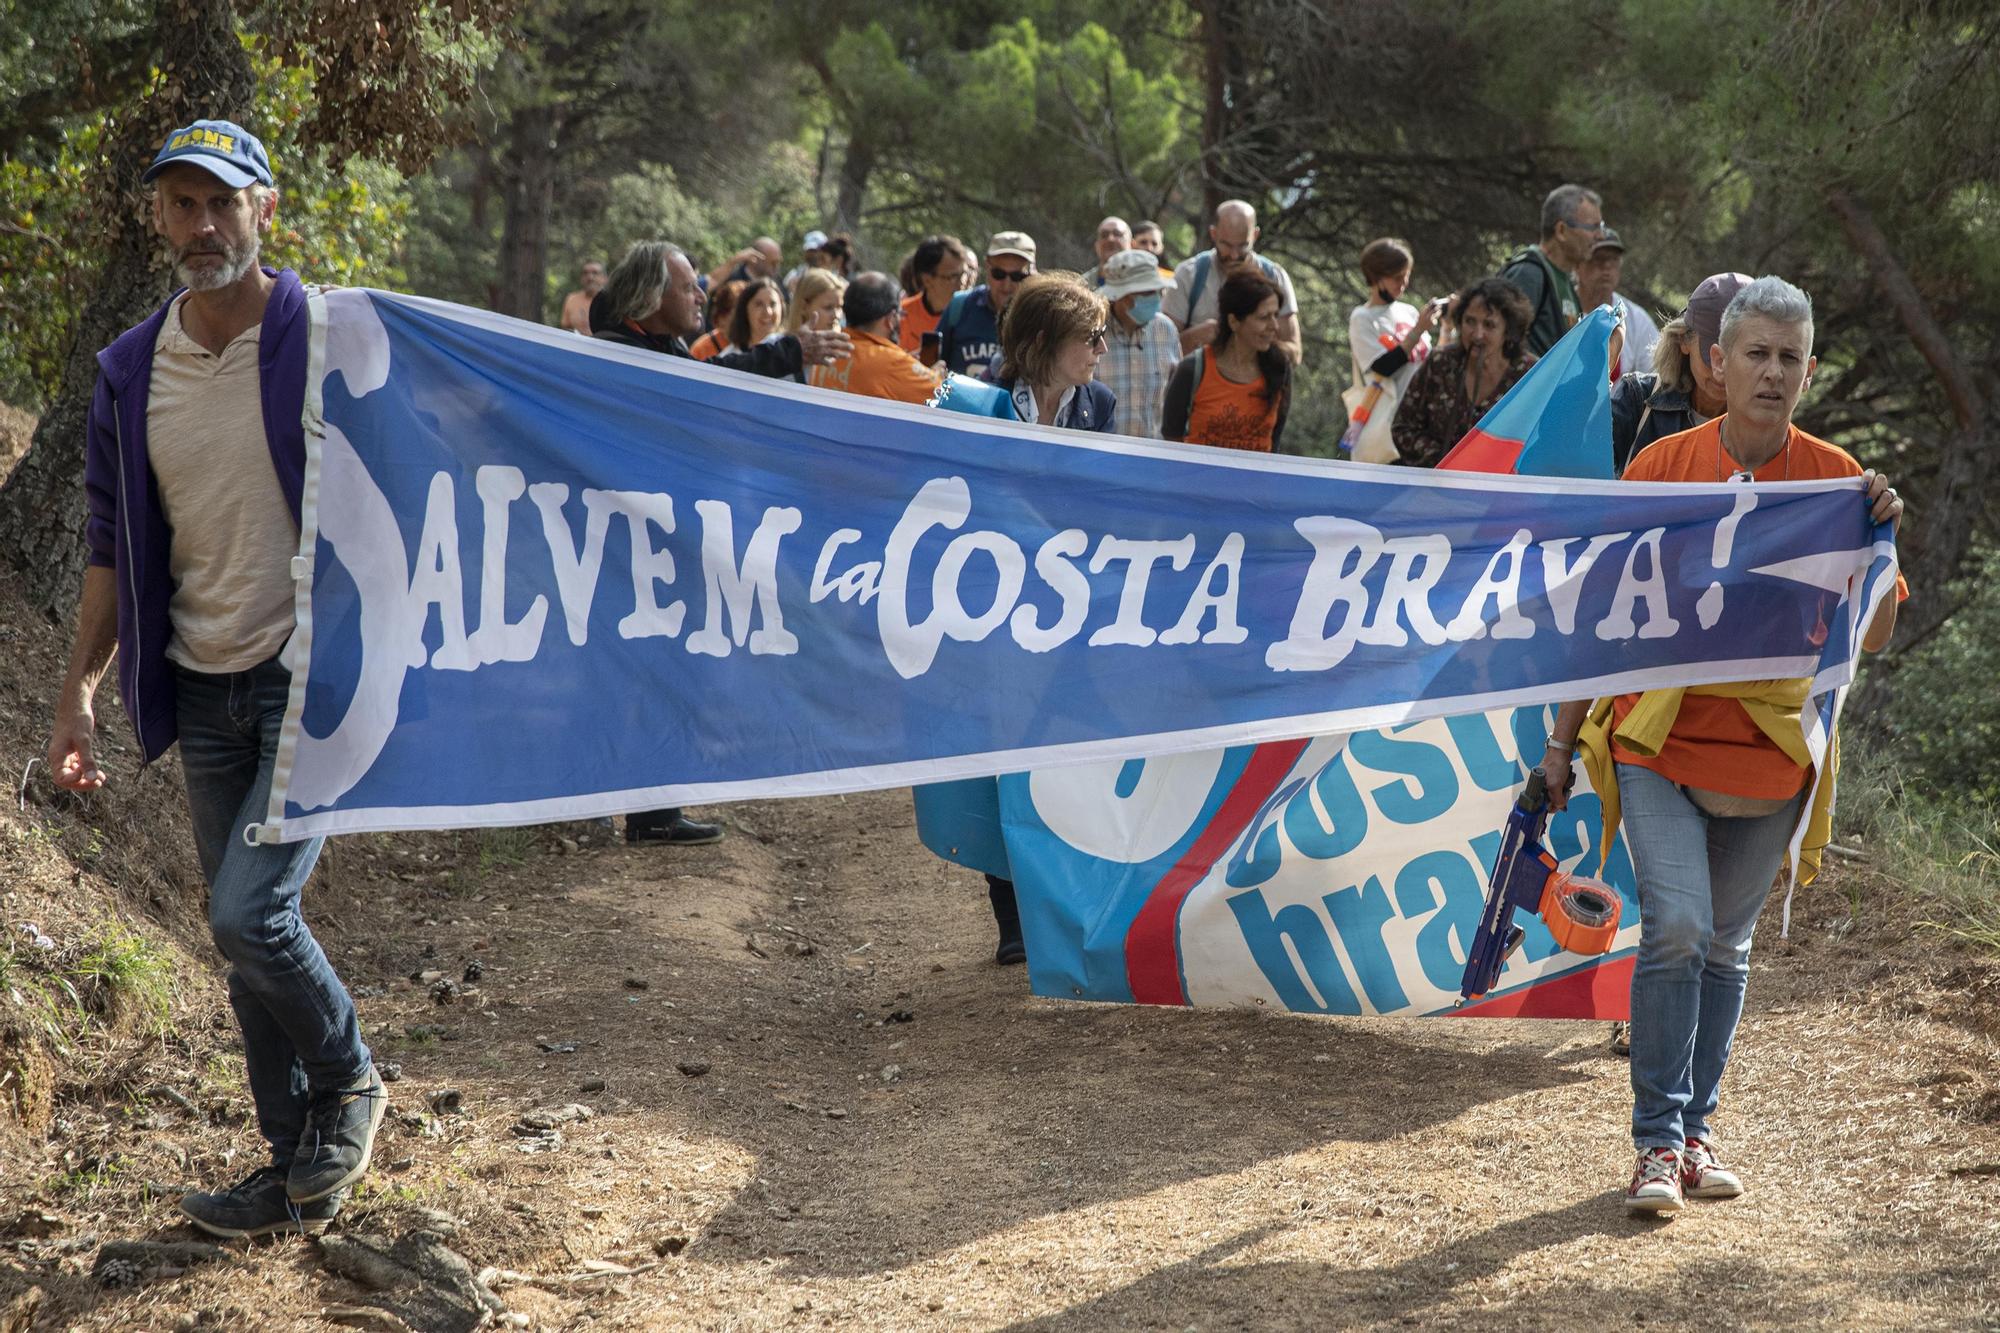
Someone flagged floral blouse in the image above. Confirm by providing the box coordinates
[1389,343,1532,468]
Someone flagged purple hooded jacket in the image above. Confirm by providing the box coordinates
[84,268,309,762]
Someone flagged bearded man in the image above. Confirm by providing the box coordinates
[47,119,385,1238]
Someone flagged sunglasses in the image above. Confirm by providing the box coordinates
[989,266,1031,283]
[1087,326,1108,349]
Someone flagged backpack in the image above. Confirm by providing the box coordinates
[938,290,969,349]
[1184,250,1281,319]
[1501,245,1568,335]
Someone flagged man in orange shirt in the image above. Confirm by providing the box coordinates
[813,272,942,405]
[1541,276,1907,1217]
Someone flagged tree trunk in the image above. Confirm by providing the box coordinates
[1826,186,1989,648]
[470,147,499,312]
[0,0,256,616]
[1195,0,1231,220]
[494,103,559,322]
[833,134,874,243]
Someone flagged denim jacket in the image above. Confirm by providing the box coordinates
[1610,371,1699,475]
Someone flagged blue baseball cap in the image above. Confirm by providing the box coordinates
[142,119,273,189]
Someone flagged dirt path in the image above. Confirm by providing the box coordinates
[11,787,2000,1330]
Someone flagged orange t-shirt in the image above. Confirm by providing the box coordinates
[810,330,941,405]
[897,293,947,354]
[1185,358,1282,452]
[688,330,730,361]
[1611,418,1909,798]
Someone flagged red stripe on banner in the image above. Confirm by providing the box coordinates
[1124,738,1312,1006]
[1437,428,1524,475]
[1450,953,1634,1020]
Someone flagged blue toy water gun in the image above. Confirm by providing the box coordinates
[1459,767,1622,1004]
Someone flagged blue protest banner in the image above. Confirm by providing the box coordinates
[993,311,1635,1018]
[265,290,1899,844]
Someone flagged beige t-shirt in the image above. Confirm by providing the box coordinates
[147,295,298,672]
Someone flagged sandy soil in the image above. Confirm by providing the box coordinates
[4,762,1999,1331]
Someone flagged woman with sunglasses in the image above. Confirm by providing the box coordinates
[1162,271,1290,452]
[992,272,1117,431]
[932,271,1115,970]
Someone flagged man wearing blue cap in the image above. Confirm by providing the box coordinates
[46,118,384,1238]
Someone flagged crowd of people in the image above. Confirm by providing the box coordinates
[45,115,1911,1247]
[556,184,1690,472]
[561,201,1319,454]
[471,189,1925,1222]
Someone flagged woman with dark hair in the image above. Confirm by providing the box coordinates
[822,232,856,278]
[1390,276,1536,468]
[897,233,969,354]
[1161,270,1290,452]
[728,277,786,353]
[688,280,745,361]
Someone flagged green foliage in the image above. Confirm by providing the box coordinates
[1873,550,2000,803]
[0,124,98,408]
[252,50,411,290]
[476,825,535,872]
[578,148,820,288]
[73,920,175,1034]
[0,35,416,410]
[44,1154,127,1197]
[0,0,152,146]
[1840,739,2000,955]
[812,14,1196,270]
[0,912,174,1051]
[400,164,492,310]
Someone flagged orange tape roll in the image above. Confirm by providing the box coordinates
[1537,870,1622,956]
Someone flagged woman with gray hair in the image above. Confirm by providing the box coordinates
[1608,273,1749,473]
[1539,274,1908,1216]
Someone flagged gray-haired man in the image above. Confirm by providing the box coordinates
[1500,183,1605,356]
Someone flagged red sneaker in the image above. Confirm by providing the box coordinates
[1625,1146,1684,1215]
[1682,1137,1744,1199]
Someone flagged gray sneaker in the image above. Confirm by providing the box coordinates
[181,1166,341,1238]
[288,1065,388,1203]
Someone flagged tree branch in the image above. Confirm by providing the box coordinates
[0,29,158,159]
[1826,186,1988,432]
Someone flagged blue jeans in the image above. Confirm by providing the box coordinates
[1617,762,1802,1150]
[175,658,370,1167]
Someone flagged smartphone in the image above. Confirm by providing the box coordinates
[920,330,942,366]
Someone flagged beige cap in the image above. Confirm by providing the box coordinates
[1099,248,1169,298]
[986,231,1037,263]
